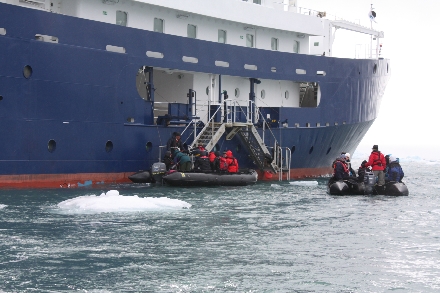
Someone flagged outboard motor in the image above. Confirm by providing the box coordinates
[151,162,167,184]
[363,171,375,195]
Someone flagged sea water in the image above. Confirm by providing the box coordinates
[1,157,440,293]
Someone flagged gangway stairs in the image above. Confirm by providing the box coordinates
[191,121,279,174]
[189,121,226,152]
[229,124,280,174]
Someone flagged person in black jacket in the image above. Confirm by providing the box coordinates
[357,160,370,182]
[166,132,184,155]
[193,151,211,172]
[163,151,174,170]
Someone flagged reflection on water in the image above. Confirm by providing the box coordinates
[1,160,440,292]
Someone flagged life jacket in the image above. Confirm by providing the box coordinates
[332,159,349,174]
[208,151,216,163]
[373,151,383,167]
[226,157,239,173]
[219,157,228,171]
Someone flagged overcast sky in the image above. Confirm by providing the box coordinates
[299,0,440,160]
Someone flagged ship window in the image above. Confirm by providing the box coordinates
[154,18,164,33]
[146,142,153,152]
[284,91,289,99]
[116,11,127,26]
[218,29,227,43]
[48,139,56,153]
[246,34,254,48]
[0,28,5,35]
[235,88,240,98]
[105,141,113,152]
[293,40,299,53]
[373,64,377,74]
[316,123,320,127]
[271,67,277,72]
[206,86,210,95]
[0,96,3,101]
[314,42,319,46]
[261,90,265,99]
[253,0,261,4]
[326,147,331,155]
[271,38,279,51]
[23,65,32,79]
[187,24,197,39]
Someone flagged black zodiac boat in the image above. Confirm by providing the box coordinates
[128,162,258,186]
[327,172,409,196]
[162,169,258,186]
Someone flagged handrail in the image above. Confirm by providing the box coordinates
[189,104,223,149]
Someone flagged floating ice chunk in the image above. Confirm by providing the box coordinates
[289,181,319,186]
[0,204,7,209]
[57,190,191,213]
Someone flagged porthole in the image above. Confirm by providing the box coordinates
[145,141,153,152]
[326,147,331,155]
[206,86,210,95]
[235,88,240,98]
[105,141,113,152]
[236,144,242,153]
[261,89,265,99]
[0,95,3,101]
[373,64,377,74]
[387,63,389,73]
[284,90,289,100]
[23,65,33,79]
[48,139,56,153]
[291,145,296,153]
[309,146,314,154]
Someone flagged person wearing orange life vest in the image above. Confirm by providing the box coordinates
[225,150,239,173]
[332,154,350,181]
[364,144,386,186]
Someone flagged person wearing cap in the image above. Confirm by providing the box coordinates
[364,145,386,186]
[386,155,404,182]
[193,151,211,172]
[166,131,184,155]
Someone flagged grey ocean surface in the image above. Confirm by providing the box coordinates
[1,157,439,293]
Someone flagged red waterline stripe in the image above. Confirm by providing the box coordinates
[0,173,133,189]
[0,167,333,189]
[257,167,332,181]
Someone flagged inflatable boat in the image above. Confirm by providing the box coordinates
[327,172,409,196]
[162,170,258,186]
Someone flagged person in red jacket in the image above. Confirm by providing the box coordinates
[225,150,239,173]
[364,144,386,186]
[218,151,229,172]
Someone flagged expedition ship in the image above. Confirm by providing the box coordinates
[0,0,390,187]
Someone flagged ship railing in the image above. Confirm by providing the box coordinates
[267,145,291,181]
[183,103,224,150]
[224,99,254,124]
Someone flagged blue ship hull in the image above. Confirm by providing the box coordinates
[0,3,390,187]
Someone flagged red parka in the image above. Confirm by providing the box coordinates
[365,151,386,171]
